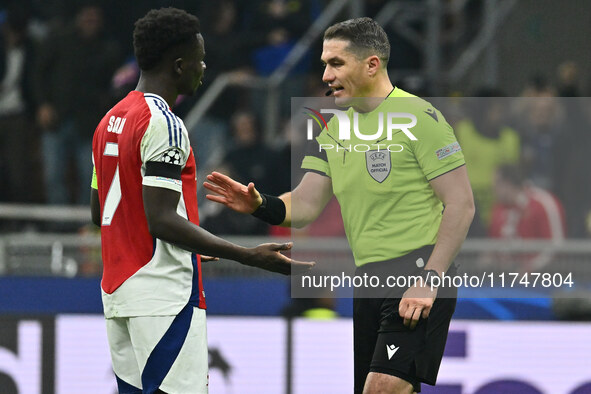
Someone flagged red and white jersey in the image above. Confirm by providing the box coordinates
[92,91,205,318]
[489,186,566,240]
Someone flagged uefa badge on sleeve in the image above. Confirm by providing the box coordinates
[366,150,391,183]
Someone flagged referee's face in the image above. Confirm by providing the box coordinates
[321,39,371,107]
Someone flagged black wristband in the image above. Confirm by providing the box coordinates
[251,193,286,225]
[421,269,440,288]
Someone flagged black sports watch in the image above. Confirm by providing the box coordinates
[421,269,441,288]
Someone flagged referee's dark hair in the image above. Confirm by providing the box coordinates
[133,7,200,71]
[324,17,390,67]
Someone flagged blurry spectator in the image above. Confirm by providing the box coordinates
[201,0,254,80]
[223,111,277,191]
[556,61,580,97]
[520,74,555,98]
[455,88,520,233]
[251,0,311,72]
[517,76,564,191]
[201,111,277,235]
[250,0,314,117]
[490,164,565,240]
[549,64,590,237]
[553,98,591,237]
[190,0,257,167]
[110,56,140,102]
[34,3,120,205]
[489,164,566,270]
[0,5,39,202]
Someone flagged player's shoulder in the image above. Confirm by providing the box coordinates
[140,93,190,155]
[143,93,172,119]
[143,93,185,130]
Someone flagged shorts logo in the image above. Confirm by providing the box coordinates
[435,141,461,160]
[366,150,391,183]
[387,344,400,360]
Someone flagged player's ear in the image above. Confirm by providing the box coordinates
[367,55,380,77]
[173,58,184,76]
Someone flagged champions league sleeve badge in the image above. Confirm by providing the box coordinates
[366,150,391,183]
[161,148,182,165]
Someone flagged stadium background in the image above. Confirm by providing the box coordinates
[1,0,591,393]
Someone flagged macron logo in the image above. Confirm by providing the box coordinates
[386,344,399,360]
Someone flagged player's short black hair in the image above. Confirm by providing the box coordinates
[324,17,390,67]
[133,7,201,71]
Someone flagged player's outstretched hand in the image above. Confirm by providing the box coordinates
[204,171,262,214]
[243,242,315,275]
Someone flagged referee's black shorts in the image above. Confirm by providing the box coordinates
[353,245,458,393]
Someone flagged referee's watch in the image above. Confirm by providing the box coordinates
[421,269,441,288]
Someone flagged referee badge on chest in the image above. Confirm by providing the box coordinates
[366,150,391,183]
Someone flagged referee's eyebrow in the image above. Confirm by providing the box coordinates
[321,56,345,66]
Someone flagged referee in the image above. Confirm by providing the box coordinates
[204,17,474,393]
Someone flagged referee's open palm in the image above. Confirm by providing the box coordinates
[204,171,262,214]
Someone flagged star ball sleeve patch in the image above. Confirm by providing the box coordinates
[161,148,183,165]
[141,113,190,192]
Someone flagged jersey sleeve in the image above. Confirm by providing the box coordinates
[301,135,331,178]
[301,122,334,178]
[411,109,465,181]
[140,114,190,192]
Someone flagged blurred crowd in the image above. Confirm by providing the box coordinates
[1,0,591,242]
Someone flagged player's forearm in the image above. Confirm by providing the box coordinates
[424,200,475,275]
[148,215,252,262]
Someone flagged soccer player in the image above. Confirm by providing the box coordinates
[90,8,313,394]
[204,18,474,393]
[489,164,565,270]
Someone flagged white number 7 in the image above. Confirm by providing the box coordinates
[102,142,121,226]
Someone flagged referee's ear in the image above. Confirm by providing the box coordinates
[366,55,380,77]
